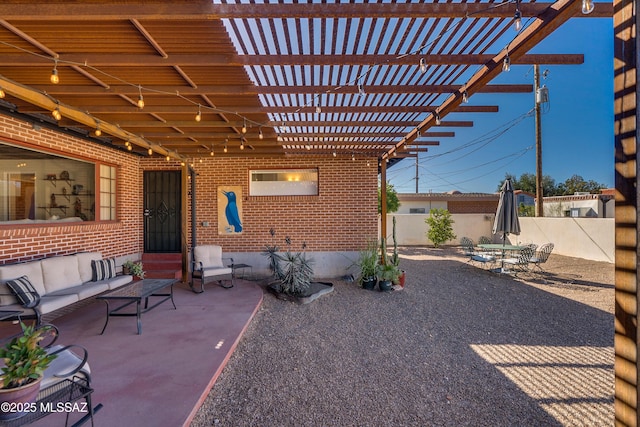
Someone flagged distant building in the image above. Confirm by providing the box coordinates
[397,191,499,214]
[541,190,615,218]
[514,190,536,207]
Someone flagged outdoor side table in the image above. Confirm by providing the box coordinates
[96,278,177,335]
[231,263,252,280]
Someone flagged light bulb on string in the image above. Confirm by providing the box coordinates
[241,119,247,134]
[148,147,153,156]
[195,105,202,122]
[514,10,522,32]
[462,90,469,104]
[258,128,264,140]
[434,113,441,126]
[94,121,102,136]
[502,55,511,72]
[50,61,59,84]
[419,57,427,74]
[357,80,365,97]
[582,0,594,14]
[166,155,170,161]
[137,85,144,109]
[0,87,5,98]
[52,105,61,121]
[240,139,245,150]
[223,145,228,153]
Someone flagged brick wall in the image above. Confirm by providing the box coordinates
[448,200,498,214]
[145,156,380,253]
[1,114,379,264]
[0,115,142,264]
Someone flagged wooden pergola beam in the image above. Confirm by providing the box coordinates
[0,2,613,20]
[0,53,584,67]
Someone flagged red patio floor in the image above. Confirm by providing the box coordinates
[1,280,263,427]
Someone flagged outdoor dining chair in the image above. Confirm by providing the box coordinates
[529,243,555,273]
[502,245,536,276]
[460,237,496,268]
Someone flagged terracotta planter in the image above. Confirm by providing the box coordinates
[396,270,406,288]
[0,377,42,421]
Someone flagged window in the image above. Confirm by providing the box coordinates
[100,165,117,220]
[250,169,318,196]
[0,141,97,223]
[409,208,426,214]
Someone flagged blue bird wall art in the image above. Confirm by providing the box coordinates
[222,190,242,233]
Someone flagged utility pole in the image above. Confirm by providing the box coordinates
[534,65,544,217]
[415,153,419,193]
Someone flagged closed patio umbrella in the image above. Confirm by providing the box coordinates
[493,178,521,239]
[492,178,521,272]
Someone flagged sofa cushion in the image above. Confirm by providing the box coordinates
[74,252,102,283]
[37,294,79,315]
[91,258,116,281]
[6,276,41,308]
[194,245,225,269]
[0,261,46,305]
[105,275,134,290]
[41,256,83,294]
[46,282,109,300]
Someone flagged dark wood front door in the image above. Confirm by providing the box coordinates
[144,171,181,253]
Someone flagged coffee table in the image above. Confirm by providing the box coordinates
[96,278,177,335]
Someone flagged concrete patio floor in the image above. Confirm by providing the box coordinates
[0,279,263,427]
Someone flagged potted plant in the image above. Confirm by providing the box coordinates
[355,239,378,290]
[377,237,400,292]
[0,322,57,421]
[376,262,400,292]
[123,260,145,280]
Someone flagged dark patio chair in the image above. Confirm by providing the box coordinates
[529,243,555,273]
[461,237,495,268]
[502,245,536,276]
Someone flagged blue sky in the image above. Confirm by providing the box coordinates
[386,17,614,194]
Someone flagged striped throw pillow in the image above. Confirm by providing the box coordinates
[6,275,40,308]
[91,258,116,281]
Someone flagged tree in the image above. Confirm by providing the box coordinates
[378,182,400,213]
[556,174,606,195]
[425,208,456,248]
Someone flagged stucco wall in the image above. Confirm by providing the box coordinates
[386,214,614,263]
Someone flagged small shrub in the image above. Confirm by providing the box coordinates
[425,208,456,248]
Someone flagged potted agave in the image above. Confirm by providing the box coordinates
[0,322,57,421]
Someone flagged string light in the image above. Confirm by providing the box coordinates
[50,60,59,84]
[137,85,144,109]
[315,103,322,114]
[419,57,427,74]
[502,54,511,72]
[223,144,228,153]
[582,0,594,14]
[241,119,247,134]
[210,144,215,156]
[240,139,245,150]
[333,150,337,157]
[94,120,102,136]
[434,113,441,126]
[195,105,202,122]
[357,80,365,97]
[52,104,62,121]
[462,90,469,103]
[514,0,522,32]
[258,128,264,140]
[166,155,170,161]
[127,144,132,151]
[148,147,153,155]
[0,87,5,98]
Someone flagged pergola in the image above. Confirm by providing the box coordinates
[3,2,640,426]
[0,0,609,163]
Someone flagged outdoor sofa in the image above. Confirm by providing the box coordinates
[0,252,133,325]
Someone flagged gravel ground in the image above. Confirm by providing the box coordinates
[191,247,614,427]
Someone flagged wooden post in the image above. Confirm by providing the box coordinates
[614,0,639,424]
[534,65,544,217]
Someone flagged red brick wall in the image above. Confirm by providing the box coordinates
[0,115,143,264]
[144,156,380,253]
[0,114,379,264]
[448,201,498,214]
